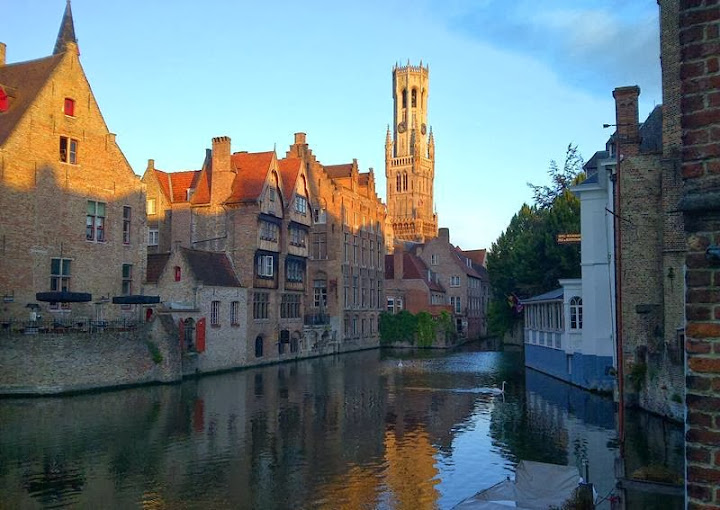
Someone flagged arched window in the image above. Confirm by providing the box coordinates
[396,173,401,192]
[255,335,264,357]
[403,173,408,191]
[402,88,407,108]
[411,88,417,108]
[570,297,582,330]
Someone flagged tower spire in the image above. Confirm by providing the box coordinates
[53,0,78,55]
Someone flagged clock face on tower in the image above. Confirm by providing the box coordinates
[421,124,427,135]
[397,122,406,133]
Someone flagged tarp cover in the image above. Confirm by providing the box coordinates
[453,461,581,509]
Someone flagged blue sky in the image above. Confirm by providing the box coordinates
[1,1,661,250]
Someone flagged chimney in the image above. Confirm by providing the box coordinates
[393,247,404,280]
[294,132,307,145]
[613,86,641,157]
[438,227,450,243]
[211,136,233,206]
[147,159,155,171]
[0,43,5,66]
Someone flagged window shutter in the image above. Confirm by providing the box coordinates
[196,318,206,353]
[178,318,185,351]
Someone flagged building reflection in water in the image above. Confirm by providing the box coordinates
[0,349,684,509]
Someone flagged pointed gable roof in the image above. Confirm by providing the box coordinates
[278,157,303,203]
[226,151,275,203]
[146,253,171,284]
[151,169,202,203]
[0,54,64,146]
[53,1,78,55]
[385,252,445,292]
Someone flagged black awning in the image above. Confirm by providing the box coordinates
[36,291,92,303]
[112,295,161,305]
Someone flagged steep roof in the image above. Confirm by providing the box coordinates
[463,249,487,267]
[0,54,64,146]
[639,105,663,154]
[451,246,484,279]
[182,248,242,287]
[152,169,202,203]
[278,157,302,203]
[146,253,171,284]
[385,252,445,292]
[227,151,275,203]
[53,1,78,55]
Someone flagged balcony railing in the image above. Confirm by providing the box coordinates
[0,318,144,336]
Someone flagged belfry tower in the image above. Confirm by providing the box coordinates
[385,62,437,243]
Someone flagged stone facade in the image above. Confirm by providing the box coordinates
[384,248,449,317]
[675,0,720,505]
[285,133,387,352]
[385,63,438,244]
[0,4,147,324]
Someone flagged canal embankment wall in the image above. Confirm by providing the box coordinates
[0,315,181,396]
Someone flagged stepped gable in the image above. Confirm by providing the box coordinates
[182,248,241,287]
[227,151,275,203]
[0,54,64,145]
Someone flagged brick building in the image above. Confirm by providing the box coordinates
[285,133,387,352]
[0,3,146,323]
[384,248,448,316]
[385,63,438,244]
[673,0,720,505]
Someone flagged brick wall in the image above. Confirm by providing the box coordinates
[679,0,720,505]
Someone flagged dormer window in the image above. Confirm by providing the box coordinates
[186,188,195,201]
[64,98,75,117]
[0,87,8,113]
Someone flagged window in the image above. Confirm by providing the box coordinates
[411,88,417,107]
[0,87,7,113]
[257,255,274,278]
[344,233,350,262]
[280,293,301,319]
[570,296,583,330]
[122,206,131,244]
[253,292,269,320]
[451,296,462,314]
[231,301,240,325]
[450,276,461,287]
[186,188,195,201]
[59,136,78,164]
[295,196,308,214]
[314,279,327,308]
[268,187,276,202]
[64,98,75,116]
[289,227,306,247]
[148,229,159,246]
[260,221,279,242]
[255,336,264,358]
[50,258,71,310]
[387,297,395,313]
[312,232,327,260]
[286,258,305,283]
[86,201,106,242]
[431,254,438,265]
[148,197,159,215]
[353,236,358,264]
[466,258,472,268]
[396,173,401,192]
[174,266,181,281]
[121,264,132,295]
[313,207,327,224]
[353,275,359,307]
[211,300,220,326]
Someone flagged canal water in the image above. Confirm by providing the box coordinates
[0,345,683,509]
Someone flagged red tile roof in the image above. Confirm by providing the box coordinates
[385,252,445,292]
[463,249,487,267]
[152,169,202,203]
[153,170,172,201]
[0,54,64,146]
[227,151,275,203]
[278,157,302,204]
[182,248,241,287]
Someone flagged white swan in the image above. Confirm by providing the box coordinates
[487,381,506,395]
[397,360,404,368]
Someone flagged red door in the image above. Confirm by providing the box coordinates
[196,318,206,353]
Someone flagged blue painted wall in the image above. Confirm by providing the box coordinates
[525,344,615,392]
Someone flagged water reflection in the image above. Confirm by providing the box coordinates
[0,347,683,509]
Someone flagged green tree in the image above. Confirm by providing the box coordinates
[487,145,584,336]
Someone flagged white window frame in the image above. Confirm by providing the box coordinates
[147,198,157,215]
[211,300,221,326]
[257,255,274,278]
[295,196,308,214]
[148,229,159,246]
[86,200,107,242]
[231,301,240,325]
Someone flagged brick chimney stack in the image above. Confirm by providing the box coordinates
[613,86,641,157]
[0,43,6,66]
[438,227,450,243]
[211,136,234,206]
[393,247,404,279]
